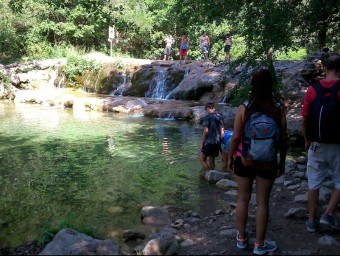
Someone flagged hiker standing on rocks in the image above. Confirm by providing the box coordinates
[227,69,287,255]
[224,33,232,62]
[163,34,174,60]
[179,35,189,60]
[199,102,224,175]
[302,55,340,233]
[200,31,210,60]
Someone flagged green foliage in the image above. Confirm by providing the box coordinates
[0,0,339,63]
[274,49,308,61]
[227,59,284,107]
[0,72,11,84]
[113,59,126,69]
[63,55,103,86]
[0,72,12,94]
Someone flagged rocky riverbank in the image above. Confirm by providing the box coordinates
[2,156,339,255]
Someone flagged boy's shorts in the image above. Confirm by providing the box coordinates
[179,48,187,56]
[201,143,221,157]
[224,45,231,53]
[307,142,340,190]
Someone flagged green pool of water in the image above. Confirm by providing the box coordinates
[0,101,229,247]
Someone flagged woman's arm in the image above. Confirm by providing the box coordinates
[227,105,245,171]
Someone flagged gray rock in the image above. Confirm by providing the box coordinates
[205,170,231,183]
[219,228,236,238]
[122,229,146,241]
[141,206,171,227]
[180,239,195,247]
[287,184,301,191]
[296,156,307,164]
[284,207,308,218]
[215,179,237,190]
[142,231,178,255]
[318,235,340,246]
[292,171,305,179]
[39,228,122,255]
[294,193,308,203]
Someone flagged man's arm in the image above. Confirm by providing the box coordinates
[200,127,208,150]
[301,116,311,151]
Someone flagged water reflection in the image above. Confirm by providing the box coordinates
[162,137,170,155]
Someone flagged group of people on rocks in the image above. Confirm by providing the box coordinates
[199,55,340,255]
[163,32,232,61]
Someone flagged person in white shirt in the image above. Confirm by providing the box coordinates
[200,32,211,60]
[163,35,174,60]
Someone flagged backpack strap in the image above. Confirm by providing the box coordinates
[329,80,340,95]
[312,80,340,99]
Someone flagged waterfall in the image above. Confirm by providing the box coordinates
[117,70,127,96]
[49,68,58,88]
[94,72,100,92]
[58,73,65,88]
[184,68,190,77]
[82,71,92,92]
[151,69,167,99]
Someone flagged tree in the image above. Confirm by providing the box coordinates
[302,0,340,51]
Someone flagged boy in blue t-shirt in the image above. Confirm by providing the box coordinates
[199,102,224,174]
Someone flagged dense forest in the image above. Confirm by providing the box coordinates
[0,0,339,64]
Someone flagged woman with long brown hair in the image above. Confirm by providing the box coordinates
[227,68,287,255]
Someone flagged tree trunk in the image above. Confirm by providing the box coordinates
[317,26,327,50]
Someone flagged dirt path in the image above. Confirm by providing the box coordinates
[175,173,340,255]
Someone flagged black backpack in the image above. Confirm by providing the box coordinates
[306,80,340,143]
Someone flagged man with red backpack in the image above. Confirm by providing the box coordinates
[302,55,340,232]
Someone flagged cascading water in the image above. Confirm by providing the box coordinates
[117,71,127,96]
[151,69,167,99]
[58,73,65,88]
[184,68,190,77]
[49,68,59,88]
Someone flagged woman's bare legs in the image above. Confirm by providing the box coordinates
[236,175,253,240]
[255,176,274,245]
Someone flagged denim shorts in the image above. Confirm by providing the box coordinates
[307,142,340,190]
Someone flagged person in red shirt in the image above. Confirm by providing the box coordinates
[301,55,340,233]
[179,35,189,61]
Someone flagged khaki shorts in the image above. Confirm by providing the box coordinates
[307,142,340,190]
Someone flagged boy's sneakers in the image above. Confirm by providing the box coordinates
[306,219,318,233]
[236,231,248,249]
[320,213,340,229]
[253,240,278,255]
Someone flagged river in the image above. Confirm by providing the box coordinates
[0,100,227,248]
